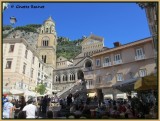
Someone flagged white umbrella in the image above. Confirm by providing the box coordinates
[9,89,24,95]
[24,90,36,97]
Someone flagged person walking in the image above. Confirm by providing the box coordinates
[67,94,72,107]
[22,98,37,118]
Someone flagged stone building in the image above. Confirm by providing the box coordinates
[91,37,155,99]
[3,38,53,95]
[3,16,156,100]
[37,16,57,69]
[53,34,106,97]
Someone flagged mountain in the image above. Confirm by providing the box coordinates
[3,25,82,59]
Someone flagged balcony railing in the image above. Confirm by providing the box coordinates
[103,62,112,67]
[135,55,145,60]
[113,60,122,65]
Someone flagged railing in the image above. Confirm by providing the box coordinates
[103,62,112,67]
[113,60,122,65]
[57,79,82,98]
[135,55,145,60]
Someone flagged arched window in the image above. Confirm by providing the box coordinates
[73,74,75,80]
[55,76,58,82]
[46,28,48,33]
[42,36,50,46]
[70,74,71,81]
[62,75,65,81]
[58,76,60,82]
[69,73,75,81]
[42,40,49,46]
[55,75,59,83]
[66,75,68,81]
[42,55,46,63]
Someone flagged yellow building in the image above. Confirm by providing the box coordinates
[37,16,57,69]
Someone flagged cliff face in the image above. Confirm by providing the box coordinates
[3,25,83,60]
[3,27,40,48]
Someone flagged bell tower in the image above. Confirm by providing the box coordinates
[37,16,57,69]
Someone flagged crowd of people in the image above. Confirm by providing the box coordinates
[2,92,158,119]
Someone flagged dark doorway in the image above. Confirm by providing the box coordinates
[85,60,92,68]
[77,70,84,80]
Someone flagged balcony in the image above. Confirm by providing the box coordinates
[103,62,112,67]
[135,55,145,60]
[113,60,122,65]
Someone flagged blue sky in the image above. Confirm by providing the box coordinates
[3,2,150,48]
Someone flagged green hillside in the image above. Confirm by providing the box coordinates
[57,37,82,59]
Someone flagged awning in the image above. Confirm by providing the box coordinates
[134,74,157,91]
[24,90,37,96]
[112,78,140,92]
[6,89,24,95]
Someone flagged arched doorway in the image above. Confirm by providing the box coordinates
[77,70,84,80]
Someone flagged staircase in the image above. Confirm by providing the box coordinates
[57,80,82,99]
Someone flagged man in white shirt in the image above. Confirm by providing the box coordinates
[23,98,37,118]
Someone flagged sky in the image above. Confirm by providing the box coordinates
[3,2,151,48]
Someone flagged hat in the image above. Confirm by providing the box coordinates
[3,94,7,97]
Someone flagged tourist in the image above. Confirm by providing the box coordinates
[67,93,72,107]
[125,105,134,118]
[42,95,48,114]
[19,96,26,111]
[3,94,8,105]
[3,97,14,118]
[70,104,76,113]
[39,96,43,112]
[22,98,37,118]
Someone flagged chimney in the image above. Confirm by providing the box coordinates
[114,42,121,47]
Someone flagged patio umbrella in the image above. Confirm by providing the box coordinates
[8,89,24,95]
[134,74,157,91]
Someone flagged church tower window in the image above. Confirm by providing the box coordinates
[46,28,48,33]
[42,40,49,46]
[42,55,47,63]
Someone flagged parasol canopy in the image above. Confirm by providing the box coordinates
[3,89,24,95]
[134,74,157,91]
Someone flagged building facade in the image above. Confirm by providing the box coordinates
[91,37,155,99]
[52,31,155,99]
[52,34,106,96]
[37,16,57,69]
[3,16,156,99]
[3,38,53,94]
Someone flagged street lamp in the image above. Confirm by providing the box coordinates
[10,16,17,25]
[10,16,17,38]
